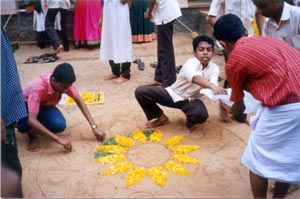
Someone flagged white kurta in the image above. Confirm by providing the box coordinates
[100,0,132,63]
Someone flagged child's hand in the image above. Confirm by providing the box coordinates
[144,9,152,20]
[93,128,106,142]
[120,0,127,5]
[211,84,227,95]
[57,137,72,152]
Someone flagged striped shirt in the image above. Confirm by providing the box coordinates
[226,36,300,107]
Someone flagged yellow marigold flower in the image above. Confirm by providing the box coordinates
[164,135,184,147]
[97,145,126,154]
[171,145,200,154]
[148,167,168,187]
[149,130,163,142]
[163,161,190,176]
[172,154,200,164]
[132,130,147,143]
[114,135,135,148]
[125,167,146,187]
[96,154,125,164]
[104,162,133,175]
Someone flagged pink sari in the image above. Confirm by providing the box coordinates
[73,0,103,48]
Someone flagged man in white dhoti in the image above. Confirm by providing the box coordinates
[213,13,300,198]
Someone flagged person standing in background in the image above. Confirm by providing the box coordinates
[45,0,71,53]
[130,0,156,43]
[253,0,300,50]
[99,0,132,83]
[73,0,103,48]
[32,0,61,49]
[144,0,182,87]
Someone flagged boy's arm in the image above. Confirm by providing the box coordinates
[27,112,72,151]
[73,95,106,142]
[192,75,227,95]
[144,0,156,20]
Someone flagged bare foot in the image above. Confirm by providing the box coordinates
[27,132,40,152]
[145,80,162,86]
[104,74,119,81]
[54,44,63,54]
[145,114,169,128]
[187,125,198,133]
[115,76,129,83]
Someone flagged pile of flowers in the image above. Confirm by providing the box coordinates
[94,130,200,187]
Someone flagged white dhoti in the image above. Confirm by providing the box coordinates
[242,102,300,184]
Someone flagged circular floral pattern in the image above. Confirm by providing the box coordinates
[94,130,201,187]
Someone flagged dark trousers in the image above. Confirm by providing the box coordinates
[109,60,131,79]
[45,8,69,51]
[155,20,176,87]
[135,85,208,128]
[17,105,66,134]
[1,123,23,197]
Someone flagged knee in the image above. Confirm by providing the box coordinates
[47,118,66,133]
[135,86,147,99]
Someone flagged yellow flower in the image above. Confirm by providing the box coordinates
[96,154,125,164]
[172,154,200,164]
[148,167,168,187]
[164,135,184,147]
[132,130,147,143]
[171,145,200,154]
[114,135,135,147]
[163,161,190,176]
[149,130,163,142]
[97,145,126,154]
[104,162,133,175]
[126,167,146,187]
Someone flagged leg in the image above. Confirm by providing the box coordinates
[116,62,131,83]
[37,106,66,133]
[105,60,120,80]
[45,8,63,52]
[1,165,23,198]
[156,20,176,87]
[59,8,69,51]
[135,85,181,127]
[273,181,290,198]
[181,99,209,129]
[249,171,268,198]
[16,116,40,152]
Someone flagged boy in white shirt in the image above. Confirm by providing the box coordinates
[135,35,227,131]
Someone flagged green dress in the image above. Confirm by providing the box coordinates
[130,0,156,43]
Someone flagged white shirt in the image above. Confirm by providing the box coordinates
[262,2,300,50]
[46,0,71,9]
[208,0,256,36]
[151,0,182,25]
[166,57,220,102]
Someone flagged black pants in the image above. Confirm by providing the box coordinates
[135,85,208,128]
[45,8,69,51]
[155,20,176,87]
[1,123,23,197]
[109,60,131,79]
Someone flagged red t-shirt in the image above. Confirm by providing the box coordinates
[23,71,79,113]
[226,36,300,107]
